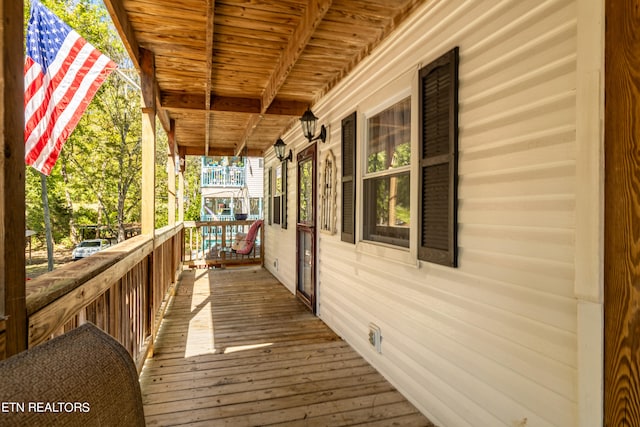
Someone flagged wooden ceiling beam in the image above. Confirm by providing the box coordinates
[161,92,307,116]
[260,0,333,114]
[234,114,262,156]
[102,0,141,69]
[168,119,176,157]
[182,145,262,157]
[155,84,171,135]
[230,0,331,156]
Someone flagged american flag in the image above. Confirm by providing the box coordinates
[24,0,116,175]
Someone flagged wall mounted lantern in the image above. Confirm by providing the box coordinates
[273,138,292,162]
[300,108,326,143]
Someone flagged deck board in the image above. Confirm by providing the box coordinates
[140,267,435,426]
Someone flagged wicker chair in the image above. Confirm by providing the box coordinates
[0,323,145,426]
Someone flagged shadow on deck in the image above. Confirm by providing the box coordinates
[140,267,435,426]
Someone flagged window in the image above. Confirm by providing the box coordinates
[273,165,281,224]
[272,162,288,228]
[363,97,411,247]
[249,198,262,217]
[418,47,459,266]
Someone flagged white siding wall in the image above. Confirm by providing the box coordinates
[264,0,599,426]
[245,157,263,199]
[264,156,297,294]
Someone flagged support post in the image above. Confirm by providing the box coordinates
[178,170,185,223]
[167,121,176,226]
[167,154,176,226]
[179,146,185,223]
[604,0,640,425]
[0,0,26,358]
[140,48,156,235]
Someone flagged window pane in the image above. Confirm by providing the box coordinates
[366,97,411,173]
[275,165,282,194]
[299,158,313,224]
[363,172,410,246]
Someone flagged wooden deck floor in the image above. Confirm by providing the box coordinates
[140,267,434,426]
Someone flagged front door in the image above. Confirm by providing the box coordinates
[296,144,316,312]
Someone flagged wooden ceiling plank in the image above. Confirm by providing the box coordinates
[103,0,141,68]
[216,0,306,17]
[183,146,263,157]
[260,0,333,114]
[215,25,290,44]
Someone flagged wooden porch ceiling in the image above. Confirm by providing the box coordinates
[102,0,425,157]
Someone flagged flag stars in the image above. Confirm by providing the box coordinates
[24,0,116,175]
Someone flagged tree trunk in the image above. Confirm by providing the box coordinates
[40,174,54,271]
[60,156,78,243]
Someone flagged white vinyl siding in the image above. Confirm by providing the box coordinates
[318,0,577,426]
[245,158,263,199]
[267,0,586,426]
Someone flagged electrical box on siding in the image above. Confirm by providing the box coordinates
[368,323,382,353]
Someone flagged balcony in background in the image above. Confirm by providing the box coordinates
[201,166,245,188]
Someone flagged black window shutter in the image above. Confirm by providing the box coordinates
[341,111,357,243]
[281,160,288,229]
[267,167,272,225]
[418,47,459,267]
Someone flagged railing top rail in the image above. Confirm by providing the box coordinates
[26,223,184,317]
[26,234,154,317]
[185,220,257,228]
[155,223,184,248]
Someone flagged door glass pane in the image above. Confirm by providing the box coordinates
[299,159,313,224]
[298,231,313,298]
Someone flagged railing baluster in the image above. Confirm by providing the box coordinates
[201,165,246,187]
[182,219,263,269]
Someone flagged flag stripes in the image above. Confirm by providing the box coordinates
[24,0,116,175]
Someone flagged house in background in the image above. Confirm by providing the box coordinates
[200,156,264,221]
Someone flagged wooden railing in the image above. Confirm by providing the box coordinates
[25,224,184,372]
[184,220,263,268]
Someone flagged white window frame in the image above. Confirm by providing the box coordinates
[356,79,419,266]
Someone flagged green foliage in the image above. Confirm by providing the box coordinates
[25,169,72,246]
[184,157,202,221]
[62,67,143,240]
[155,126,169,229]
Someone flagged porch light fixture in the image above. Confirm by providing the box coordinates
[273,138,292,162]
[300,108,326,143]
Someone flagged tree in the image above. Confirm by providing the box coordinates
[155,125,169,229]
[64,70,143,242]
[25,0,144,244]
[183,157,202,221]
